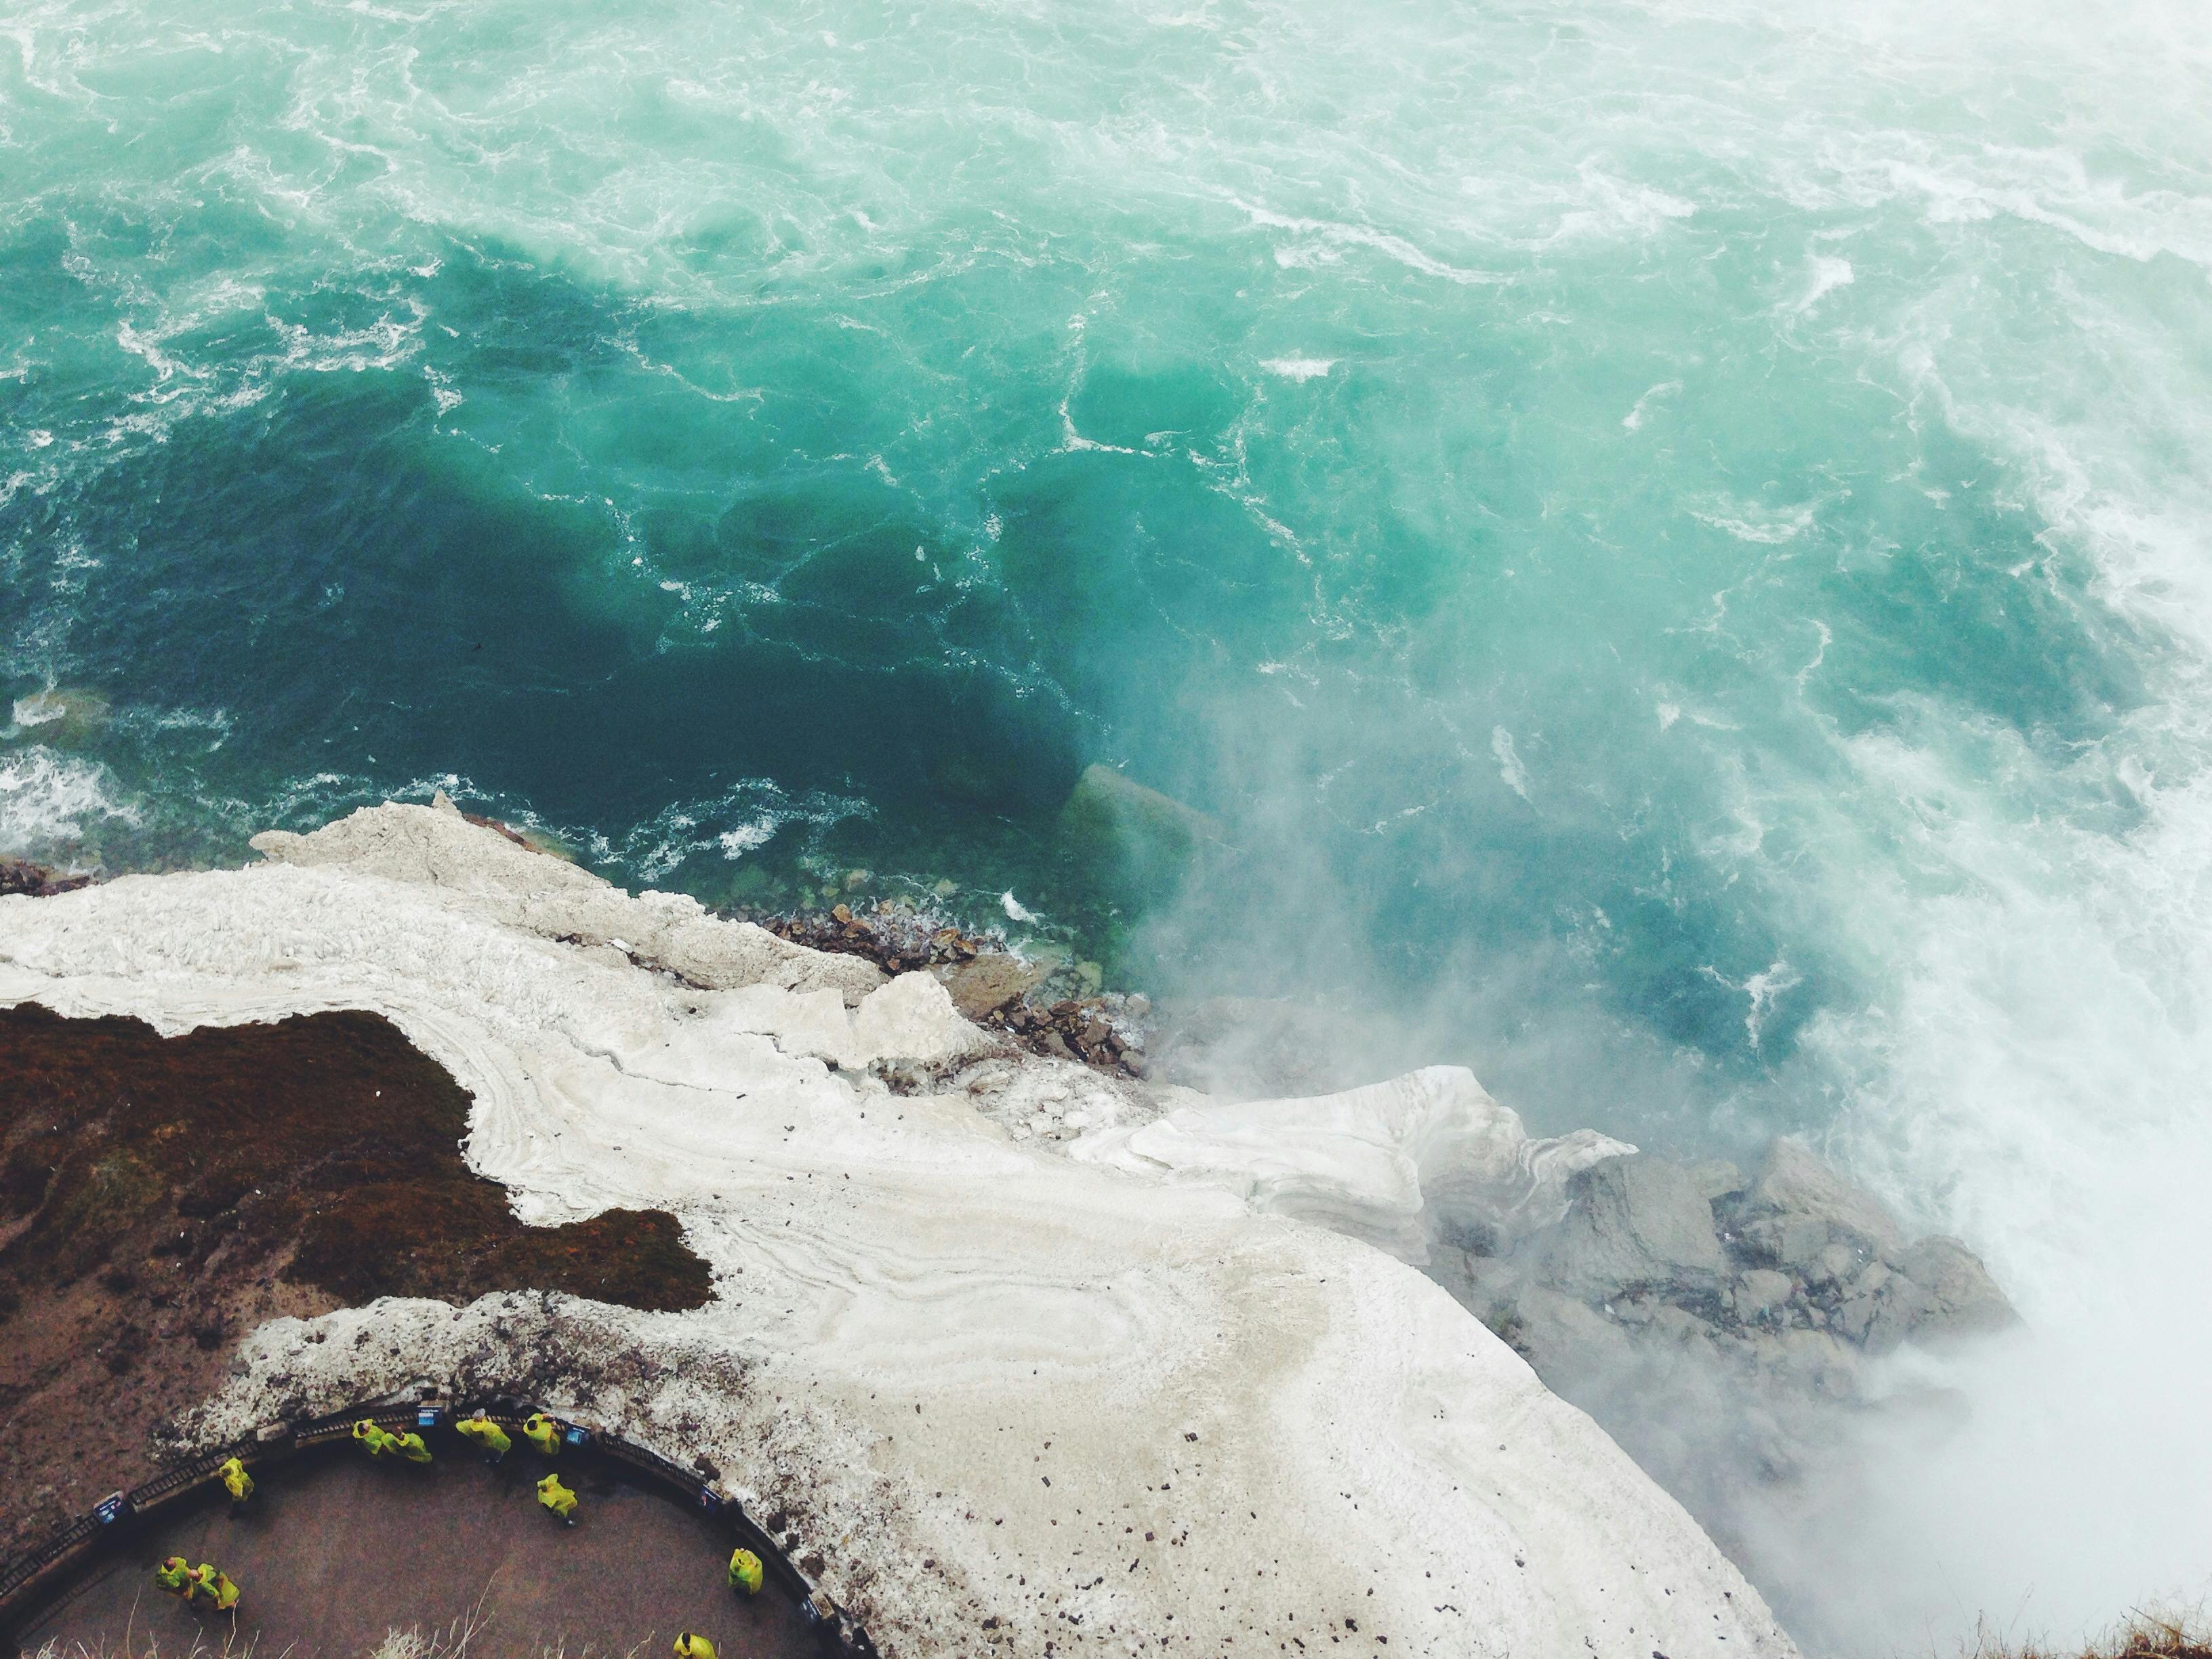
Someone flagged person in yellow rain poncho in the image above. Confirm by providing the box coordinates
[352,1419,396,1458]
[390,1428,434,1465]
[726,1547,763,1597]
[456,1410,511,1465]
[523,1412,561,1456]
[218,1456,254,1503]
[674,1635,717,1658]
[186,1563,241,1610]
[537,1472,577,1525]
[152,1556,191,1598]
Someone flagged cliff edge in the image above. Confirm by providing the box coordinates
[0,801,1797,1659]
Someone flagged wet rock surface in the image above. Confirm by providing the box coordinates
[1429,1134,2020,1605]
[1435,1135,2018,1375]
[752,903,1154,1078]
[0,854,94,898]
[1526,1153,1729,1301]
[1731,1136,1906,1271]
[1,804,1805,1659]
[1057,762,1224,905]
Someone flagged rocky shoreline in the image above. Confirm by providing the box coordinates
[740,906,2030,1639]
[722,898,2025,1437]
[754,906,1157,1079]
[0,802,2036,1656]
[1429,1135,2019,1597]
[0,800,1805,1659]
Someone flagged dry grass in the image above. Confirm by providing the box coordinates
[364,1618,649,1659]
[19,1589,286,1659]
[1959,1607,2212,1659]
[20,1638,264,1659]
[15,1580,653,1659]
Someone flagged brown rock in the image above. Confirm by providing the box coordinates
[0,856,93,899]
[937,954,1051,1021]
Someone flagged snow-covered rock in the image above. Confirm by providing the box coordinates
[251,794,886,1006]
[1072,1065,1633,1263]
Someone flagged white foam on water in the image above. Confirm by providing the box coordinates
[1687,496,1818,545]
[1773,714,2212,1645]
[1793,255,1855,313]
[1490,726,1532,802]
[1622,381,1681,431]
[1686,238,2212,1633]
[717,816,777,858]
[11,691,66,728]
[579,779,869,884]
[0,745,139,859]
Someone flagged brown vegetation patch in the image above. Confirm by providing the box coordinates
[0,1000,710,1555]
[1965,1612,2212,1659]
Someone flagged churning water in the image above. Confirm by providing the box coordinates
[5,0,2210,1647]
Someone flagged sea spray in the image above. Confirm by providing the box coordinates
[0,747,138,864]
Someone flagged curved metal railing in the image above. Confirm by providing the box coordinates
[0,1396,874,1656]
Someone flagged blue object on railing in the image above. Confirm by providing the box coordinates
[562,1425,592,1450]
[695,1486,722,1514]
[415,1406,443,1429]
[91,1494,128,1526]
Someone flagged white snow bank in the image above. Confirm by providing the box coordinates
[1073,1065,1634,1263]
[710,971,999,1072]
[0,802,1794,1659]
[251,790,887,1006]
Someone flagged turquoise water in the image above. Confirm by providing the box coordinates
[6,0,2212,1643]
